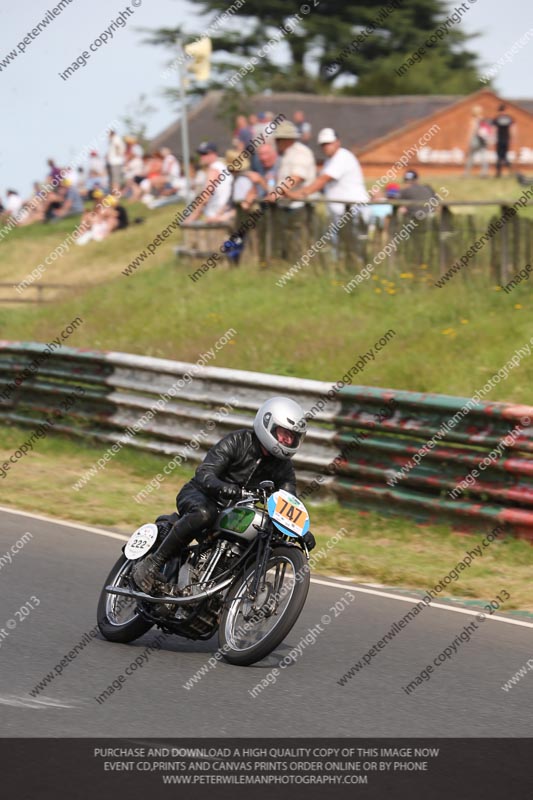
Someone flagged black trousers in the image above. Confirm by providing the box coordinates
[496,143,510,176]
[155,483,219,561]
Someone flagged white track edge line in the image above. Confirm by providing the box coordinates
[310,578,533,628]
[0,504,129,541]
[2,505,531,629]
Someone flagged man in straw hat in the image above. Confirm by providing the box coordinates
[266,119,317,261]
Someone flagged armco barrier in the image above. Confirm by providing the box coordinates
[1,342,533,539]
[335,386,533,540]
[0,341,341,497]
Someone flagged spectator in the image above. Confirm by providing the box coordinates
[139,152,164,206]
[287,128,369,225]
[398,169,437,221]
[366,187,393,237]
[385,182,401,200]
[75,167,87,198]
[185,142,233,223]
[159,147,184,193]
[86,150,108,196]
[464,105,490,177]
[245,143,279,205]
[293,110,312,144]
[226,150,253,206]
[271,120,317,260]
[47,159,63,185]
[106,129,126,191]
[45,180,84,221]
[16,185,48,226]
[147,148,188,208]
[248,113,259,137]
[253,112,268,139]
[207,150,253,240]
[263,111,277,141]
[272,121,316,204]
[492,103,515,178]
[63,166,81,188]
[124,135,144,158]
[76,192,129,245]
[123,143,146,201]
[234,115,253,149]
[4,189,23,217]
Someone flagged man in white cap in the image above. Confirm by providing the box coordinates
[289,127,368,224]
[286,127,368,259]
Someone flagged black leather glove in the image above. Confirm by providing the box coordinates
[217,483,242,502]
[303,531,316,551]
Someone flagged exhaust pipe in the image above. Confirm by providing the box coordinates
[105,575,234,606]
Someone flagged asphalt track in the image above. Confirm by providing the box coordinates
[1,505,532,737]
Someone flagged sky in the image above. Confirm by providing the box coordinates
[1,0,532,197]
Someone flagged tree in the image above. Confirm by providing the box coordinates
[120,93,157,150]
[145,0,484,96]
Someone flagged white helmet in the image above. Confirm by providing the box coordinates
[253,396,307,459]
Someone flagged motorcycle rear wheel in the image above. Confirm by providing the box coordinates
[218,545,310,666]
[97,555,153,643]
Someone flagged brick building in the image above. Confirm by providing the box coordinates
[151,89,533,178]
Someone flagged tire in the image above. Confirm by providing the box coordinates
[218,545,310,666]
[97,554,153,643]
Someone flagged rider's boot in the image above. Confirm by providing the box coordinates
[131,552,167,593]
[133,511,209,594]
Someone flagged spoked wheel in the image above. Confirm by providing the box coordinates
[218,545,310,666]
[97,555,153,643]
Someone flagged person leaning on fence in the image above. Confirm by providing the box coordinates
[398,170,437,223]
[464,105,491,178]
[268,120,317,261]
[285,127,369,258]
[244,144,281,265]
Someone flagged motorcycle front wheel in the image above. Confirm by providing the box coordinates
[97,555,153,643]
[218,545,310,666]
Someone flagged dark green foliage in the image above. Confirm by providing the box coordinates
[148,0,484,95]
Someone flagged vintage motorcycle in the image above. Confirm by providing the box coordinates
[97,481,311,666]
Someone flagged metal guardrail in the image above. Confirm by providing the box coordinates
[336,386,533,540]
[1,341,533,539]
[0,342,341,496]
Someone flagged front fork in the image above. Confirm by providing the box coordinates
[248,529,273,602]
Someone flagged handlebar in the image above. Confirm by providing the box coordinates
[240,483,275,503]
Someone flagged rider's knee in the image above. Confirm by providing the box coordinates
[195,505,217,526]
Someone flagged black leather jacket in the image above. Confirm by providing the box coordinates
[189,429,297,498]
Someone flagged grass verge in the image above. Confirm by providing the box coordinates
[2,424,532,612]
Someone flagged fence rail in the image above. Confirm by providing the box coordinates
[178,198,533,284]
[0,283,82,304]
[2,341,533,540]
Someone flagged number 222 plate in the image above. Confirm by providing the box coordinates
[267,490,310,538]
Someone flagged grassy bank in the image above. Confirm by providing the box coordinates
[1,246,531,401]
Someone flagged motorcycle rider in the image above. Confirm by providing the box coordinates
[132,396,316,593]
